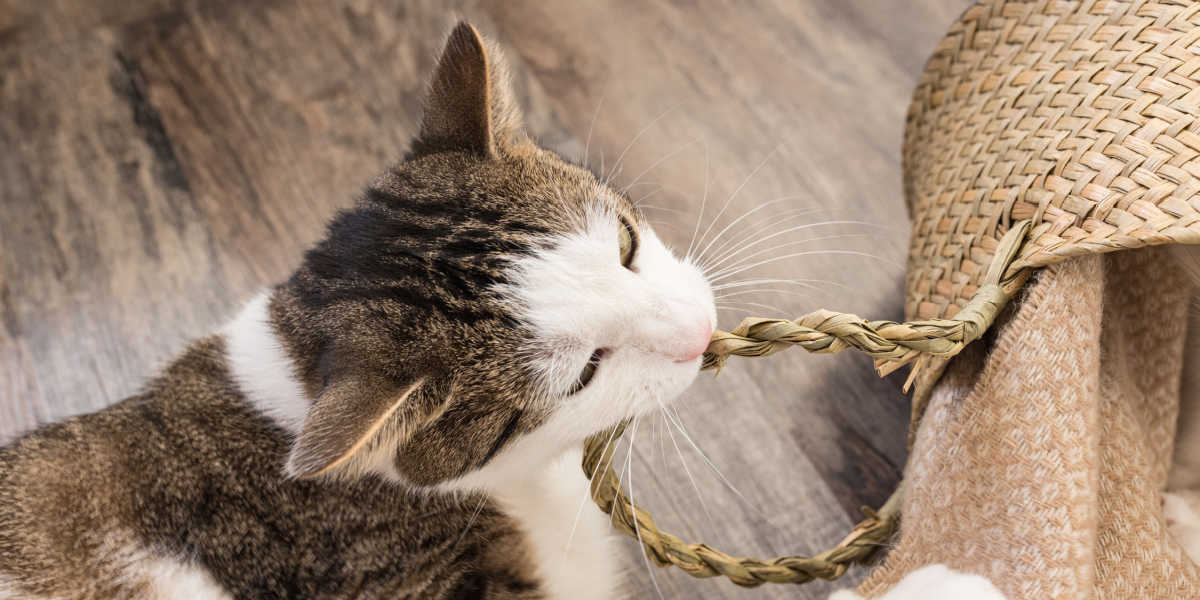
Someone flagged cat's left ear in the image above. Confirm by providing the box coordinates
[413,22,524,158]
[284,374,429,479]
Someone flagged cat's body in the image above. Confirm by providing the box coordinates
[0,23,714,599]
[0,337,574,599]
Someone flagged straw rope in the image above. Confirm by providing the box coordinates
[583,0,1200,587]
[703,221,1031,383]
[582,221,1032,586]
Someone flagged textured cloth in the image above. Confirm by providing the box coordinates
[860,249,1200,599]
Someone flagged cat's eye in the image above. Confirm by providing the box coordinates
[617,217,638,269]
[569,348,605,395]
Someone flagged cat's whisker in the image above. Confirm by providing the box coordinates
[621,138,699,199]
[663,406,768,519]
[714,286,828,304]
[566,422,624,553]
[715,305,757,316]
[714,286,827,298]
[598,148,606,188]
[698,206,831,272]
[607,105,679,187]
[582,93,607,171]
[656,408,667,471]
[625,418,666,600]
[659,400,717,531]
[709,250,901,283]
[712,277,837,292]
[625,181,664,190]
[684,143,711,261]
[715,299,789,315]
[450,494,489,552]
[691,148,778,265]
[698,214,862,267]
[705,233,873,278]
[643,221,686,237]
[636,204,688,214]
[704,221,883,275]
[690,196,807,270]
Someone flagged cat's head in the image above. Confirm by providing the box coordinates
[273,23,714,489]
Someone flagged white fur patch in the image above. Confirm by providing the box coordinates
[142,556,233,600]
[828,564,1007,600]
[489,201,716,462]
[0,574,40,600]
[490,447,621,600]
[1166,490,1200,563]
[223,293,308,435]
[0,545,231,600]
[217,197,713,599]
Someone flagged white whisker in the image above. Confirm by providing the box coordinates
[715,299,789,314]
[712,277,837,292]
[705,233,872,278]
[704,221,884,275]
[709,250,902,283]
[691,196,806,269]
[608,105,678,185]
[451,495,488,551]
[716,305,757,315]
[566,424,622,552]
[582,94,606,170]
[636,204,689,214]
[714,286,832,302]
[621,138,699,198]
[658,401,717,531]
[663,406,768,519]
[626,418,665,600]
[691,148,778,263]
[699,207,830,271]
[685,143,711,261]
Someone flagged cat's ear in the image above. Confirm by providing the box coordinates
[413,22,524,157]
[285,375,428,479]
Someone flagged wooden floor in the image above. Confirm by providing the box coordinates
[0,1,970,597]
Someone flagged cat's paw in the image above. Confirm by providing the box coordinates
[828,564,1007,600]
[1165,490,1200,563]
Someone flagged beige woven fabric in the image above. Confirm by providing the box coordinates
[860,248,1199,599]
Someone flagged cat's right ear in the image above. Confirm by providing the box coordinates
[412,22,524,158]
[285,375,428,479]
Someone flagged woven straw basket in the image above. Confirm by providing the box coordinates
[582,0,1200,588]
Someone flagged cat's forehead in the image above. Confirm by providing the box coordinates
[387,149,637,234]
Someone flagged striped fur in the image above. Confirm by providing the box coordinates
[0,22,714,599]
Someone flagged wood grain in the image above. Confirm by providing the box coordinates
[0,1,971,597]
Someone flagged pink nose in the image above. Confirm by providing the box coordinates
[672,319,713,363]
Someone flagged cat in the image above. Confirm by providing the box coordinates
[0,22,716,600]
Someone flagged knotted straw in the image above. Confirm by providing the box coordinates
[581,220,1032,587]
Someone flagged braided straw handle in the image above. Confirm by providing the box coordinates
[581,221,1032,587]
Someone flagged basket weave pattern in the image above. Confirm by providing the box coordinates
[586,0,1200,588]
[906,0,1200,321]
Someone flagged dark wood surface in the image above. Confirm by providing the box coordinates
[0,1,970,597]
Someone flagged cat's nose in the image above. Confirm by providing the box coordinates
[671,318,713,363]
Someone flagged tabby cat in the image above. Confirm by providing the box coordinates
[0,23,715,599]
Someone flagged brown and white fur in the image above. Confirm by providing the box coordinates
[0,23,715,599]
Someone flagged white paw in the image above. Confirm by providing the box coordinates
[1165,490,1200,564]
[828,564,1007,600]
